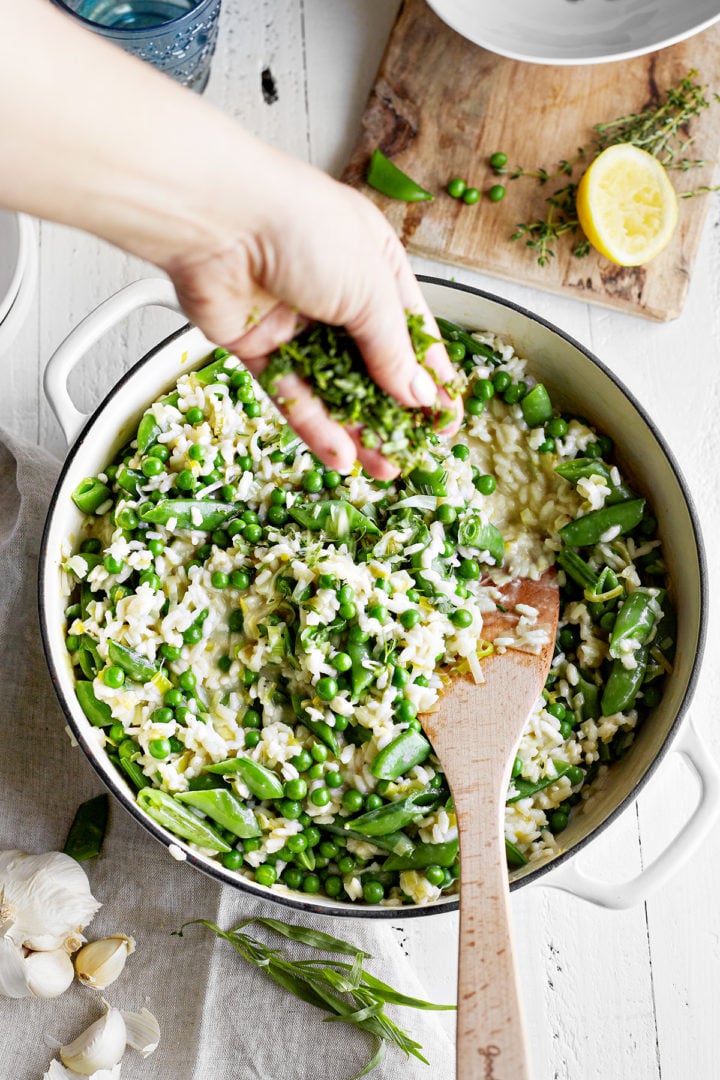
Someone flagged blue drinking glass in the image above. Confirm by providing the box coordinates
[50,0,222,93]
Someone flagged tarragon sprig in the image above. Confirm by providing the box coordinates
[259,315,460,471]
[506,71,719,266]
[177,917,454,1078]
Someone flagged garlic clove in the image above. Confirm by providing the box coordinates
[25,947,75,998]
[44,1060,122,1080]
[0,850,101,950]
[74,935,135,990]
[121,1008,160,1057]
[0,936,31,998]
[60,1005,126,1076]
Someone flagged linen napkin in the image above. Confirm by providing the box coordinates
[0,431,455,1080]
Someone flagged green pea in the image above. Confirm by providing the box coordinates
[399,608,420,630]
[152,707,173,724]
[185,407,204,425]
[447,177,467,198]
[363,880,385,904]
[243,523,263,543]
[446,340,466,362]
[425,865,446,886]
[487,184,506,202]
[324,874,343,897]
[183,624,203,645]
[492,370,512,393]
[221,484,237,502]
[103,666,125,688]
[642,684,662,708]
[435,504,457,527]
[303,874,321,894]
[287,833,308,854]
[559,720,574,739]
[108,722,125,743]
[326,771,343,789]
[511,756,523,779]
[244,730,261,748]
[566,765,585,786]
[115,507,138,530]
[175,705,193,725]
[243,708,261,729]
[148,737,171,759]
[365,793,383,811]
[291,750,313,773]
[228,610,244,632]
[223,849,243,870]
[392,666,411,689]
[243,837,261,853]
[211,571,229,589]
[310,787,330,807]
[342,789,364,813]
[458,558,479,580]
[266,505,288,526]
[244,402,262,418]
[188,444,205,462]
[331,652,352,673]
[236,454,252,472]
[66,634,80,653]
[279,799,302,820]
[337,855,355,875]
[176,469,196,492]
[548,810,569,834]
[466,397,484,416]
[395,699,417,723]
[538,439,555,454]
[228,570,249,591]
[316,676,338,701]
[462,187,480,205]
[475,473,496,495]
[333,714,348,732]
[324,470,342,489]
[451,608,473,629]
[339,601,357,620]
[546,702,566,721]
[285,778,308,800]
[489,151,508,170]
[546,417,568,438]
[164,688,184,708]
[368,604,387,623]
[311,742,328,763]
[255,864,277,887]
[283,867,304,889]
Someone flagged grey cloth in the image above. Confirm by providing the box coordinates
[0,432,455,1080]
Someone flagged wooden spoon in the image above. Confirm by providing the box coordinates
[421,568,559,1080]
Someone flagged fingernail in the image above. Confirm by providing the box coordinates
[411,367,438,407]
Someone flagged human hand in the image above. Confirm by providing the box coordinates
[164,158,462,480]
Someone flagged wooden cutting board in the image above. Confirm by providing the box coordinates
[343,0,720,321]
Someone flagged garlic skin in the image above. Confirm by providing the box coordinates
[74,935,135,990]
[121,1008,160,1057]
[45,1061,122,1080]
[60,1005,126,1076]
[24,947,75,998]
[0,850,101,951]
[0,936,31,998]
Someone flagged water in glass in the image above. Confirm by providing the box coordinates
[75,0,199,30]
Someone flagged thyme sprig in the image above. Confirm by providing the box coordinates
[259,315,460,470]
[507,71,719,266]
[177,917,454,1078]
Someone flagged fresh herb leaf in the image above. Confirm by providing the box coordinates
[177,917,454,1077]
[259,316,460,471]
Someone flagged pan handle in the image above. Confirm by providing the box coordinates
[44,278,183,446]
[537,718,720,909]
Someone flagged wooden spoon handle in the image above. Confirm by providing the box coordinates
[455,789,530,1079]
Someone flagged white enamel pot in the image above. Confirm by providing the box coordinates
[39,276,715,918]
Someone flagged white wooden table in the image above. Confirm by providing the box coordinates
[3,3,720,1077]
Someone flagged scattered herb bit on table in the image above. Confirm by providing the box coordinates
[259,314,459,470]
[178,917,454,1078]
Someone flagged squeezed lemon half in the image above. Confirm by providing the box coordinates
[576,144,678,266]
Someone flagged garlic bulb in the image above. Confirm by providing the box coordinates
[0,850,100,952]
[74,935,135,990]
[60,1005,126,1076]
[24,947,75,998]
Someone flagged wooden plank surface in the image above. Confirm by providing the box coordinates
[343,0,720,321]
